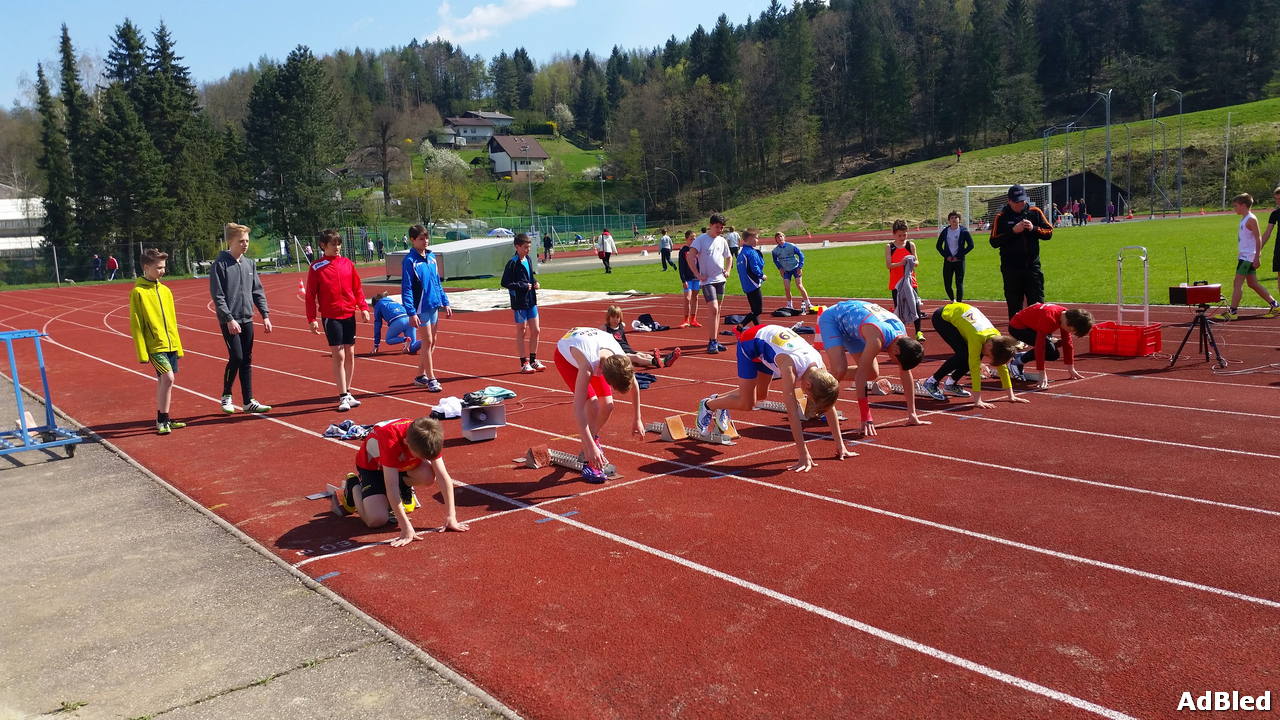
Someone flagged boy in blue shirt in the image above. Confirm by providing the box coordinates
[771,232,811,311]
[371,292,422,355]
[735,228,766,331]
[500,234,544,374]
[409,241,451,391]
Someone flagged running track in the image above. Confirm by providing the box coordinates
[3,274,1278,719]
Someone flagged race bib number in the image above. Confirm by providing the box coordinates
[562,327,601,340]
[866,303,895,321]
[961,308,995,333]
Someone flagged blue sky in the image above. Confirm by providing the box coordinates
[5,0,776,107]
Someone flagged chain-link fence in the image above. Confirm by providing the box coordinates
[0,240,214,286]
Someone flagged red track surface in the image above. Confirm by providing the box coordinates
[4,274,1279,719]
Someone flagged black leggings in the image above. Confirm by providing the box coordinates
[601,252,613,272]
[930,308,970,382]
[942,258,966,301]
[742,288,763,328]
[220,321,255,401]
[1009,326,1059,364]
[660,247,673,270]
[890,289,922,334]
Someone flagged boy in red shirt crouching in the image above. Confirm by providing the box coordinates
[1007,303,1094,389]
[331,417,468,546]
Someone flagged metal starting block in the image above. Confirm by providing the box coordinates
[753,388,844,420]
[644,414,737,445]
[515,445,620,479]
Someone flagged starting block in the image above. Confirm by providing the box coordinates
[515,445,620,479]
[752,389,845,421]
[644,414,737,445]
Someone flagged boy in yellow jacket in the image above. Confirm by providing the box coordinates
[129,248,186,434]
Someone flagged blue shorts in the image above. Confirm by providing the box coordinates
[781,268,803,282]
[683,279,701,293]
[817,311,856,353]
[734,327,777,381]
[513,306,539,323]
[416,308,439,326]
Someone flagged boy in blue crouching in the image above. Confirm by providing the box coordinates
[371,291,422,355]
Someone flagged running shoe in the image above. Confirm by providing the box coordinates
[520,362,536,374]
[706,340,719,355]
[156,421,171,435]
[1212,309,1238,321]
[337,395,352,412]
[714,407,732,434]
[243,399,272,413]
[915,330,926,342]
[662,347,682,367]
[220,395,237,414]
[942,381,972,398]
[407,340,422,354]
[1265,304,1280,318]
[696,397,715,433]
[530,359,546,371]
[168,420,186,429]
[921,378,946,401]
[425,378,443,393]
[866,380,889,396]
[344,393,361,408]
[412,375,431,386]
[680,319,693,328]
[714,341,727,352]
[580,465,608,484]
[690,318,703,328]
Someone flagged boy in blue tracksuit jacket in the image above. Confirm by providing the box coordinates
[409,247,451,391]
[371,292,422,355]
[771,232,811,310]
[400,225,430,313]
[735,229,766,331]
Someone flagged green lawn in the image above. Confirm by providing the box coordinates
[447,215,1280,308]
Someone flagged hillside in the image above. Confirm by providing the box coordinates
[723,97,1280,234]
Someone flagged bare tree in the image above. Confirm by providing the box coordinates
[366,104,441,211]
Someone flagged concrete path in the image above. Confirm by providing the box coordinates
[0,387,512,720]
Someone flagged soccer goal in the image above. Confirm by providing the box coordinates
[937,183,1051,229]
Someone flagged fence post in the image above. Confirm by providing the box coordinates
[51,246,61,286]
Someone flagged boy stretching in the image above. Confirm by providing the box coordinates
[921,302,1026,410]
[371,291,421,355]
[555,327,645,483]
[698,325,849,472]
[408,236,451,391]
[603,305,680,369]
[1213,193,1280,320]
[305,229,369,412]
[677,230,701,327]
[1007,303,1094,388]
[771,232,811,311]
[331,416,468,544]
[817,300,928,436]
[500,233,544,374]
[209,222,272,414]
[129,249,186,434]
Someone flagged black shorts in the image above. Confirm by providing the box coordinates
[355,465,412,500]
[323,316,356,346]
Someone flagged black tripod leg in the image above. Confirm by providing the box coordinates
[1203,320,1228,368]
[1169,317,1200,367]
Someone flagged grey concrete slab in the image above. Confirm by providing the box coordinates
[0,389,508,720]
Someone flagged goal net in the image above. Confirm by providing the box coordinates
[937,183,1051,229]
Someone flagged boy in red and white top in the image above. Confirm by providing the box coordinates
[554,327,645,483]
[1007,303,1094,389]
[305,229,369,412]
[332,416,469,544]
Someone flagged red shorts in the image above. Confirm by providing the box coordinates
[554,348,612,399]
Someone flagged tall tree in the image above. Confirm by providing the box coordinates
[104,19,149,107]
[58,24,108,244]
[966,0,1004,143]
[706,14,738,85]
[779,8,819,178]
[34,64,79,251]
[98,84,171,247]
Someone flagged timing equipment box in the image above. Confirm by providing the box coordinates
[1169,283,1222,305]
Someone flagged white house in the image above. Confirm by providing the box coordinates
[0,184,44,252]
[443,116,496,146]
[487,136,549,178]
[464,110,515,131]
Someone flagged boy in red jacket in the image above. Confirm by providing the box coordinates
[305,229,369,411]
[1007,303,1094,388]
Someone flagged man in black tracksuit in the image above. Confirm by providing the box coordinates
[989,185,1054,318]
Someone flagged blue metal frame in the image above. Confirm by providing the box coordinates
[0,329,81,457]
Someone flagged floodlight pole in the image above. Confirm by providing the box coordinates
[1097,89,1112,221]
[1222,112,1232,210]
[699,169,725,212]
[1150,92,1158,219]
[596,155,607,229]
[1168,88,1184,216]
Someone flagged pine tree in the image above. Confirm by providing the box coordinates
[99,84,171,247]
[104,19,149,107]
[966,0,1004,144]
[143,21,202,243]
[512,48,535,110]
[845,0,886,148]
[779,8,819,177]
[58,24,108,245]
[34,64,79,250]
[707,14,737,85]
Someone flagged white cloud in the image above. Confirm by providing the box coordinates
[429,0,576,46]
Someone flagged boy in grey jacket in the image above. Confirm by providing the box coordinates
[209,223,273,413]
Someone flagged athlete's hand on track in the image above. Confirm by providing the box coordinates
[974,400,995,410]
[1008,395,1030,404]
[443,519,470,532]
[1036,376,1050,390]
[390,530,426,547]
[906,414,931,427]
[790,453,817,472]
[860,420,877,437]
[834,444,857,460]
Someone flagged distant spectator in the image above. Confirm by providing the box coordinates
[935,211,974,303]
[541,233,554,263]
[92,254,104,281]
[106,255,120,281]
[1106,200,1116,223]
[725,224,741,258]
[658,228,674,271]
[375,237,384,260]
[597,229,617,273]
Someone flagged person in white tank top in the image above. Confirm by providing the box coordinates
[1214,193,1280,321]
[699,324,853,472]
[553,327,646,479]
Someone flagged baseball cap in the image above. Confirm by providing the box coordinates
[1007,185,1029,202]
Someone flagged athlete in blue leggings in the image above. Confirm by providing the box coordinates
[371,292,421,354]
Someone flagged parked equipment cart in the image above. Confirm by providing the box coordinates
[0,329,82,458]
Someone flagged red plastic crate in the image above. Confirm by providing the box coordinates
[1088,321,1163,356]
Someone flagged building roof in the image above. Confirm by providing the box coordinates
[445,116,495,127]
[487,135,549,160]
[465,110,515,121]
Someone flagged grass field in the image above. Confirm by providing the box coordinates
[724,97,1280,234]
[446,215,1280,308]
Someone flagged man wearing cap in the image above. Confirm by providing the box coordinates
[989,185,1054,318]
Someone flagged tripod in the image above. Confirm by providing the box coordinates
[1168,304,1227,368]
